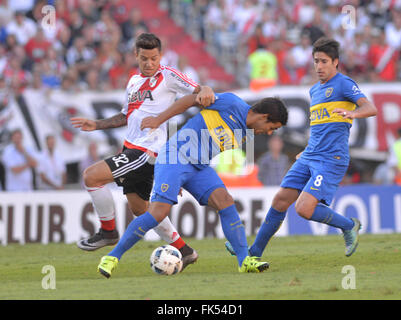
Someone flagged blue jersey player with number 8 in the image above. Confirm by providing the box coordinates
[226,37,378,259]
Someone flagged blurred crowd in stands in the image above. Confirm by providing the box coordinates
[168,0,401,88]
[0,0,400,94]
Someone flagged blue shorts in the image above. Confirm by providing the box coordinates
[151,161,226,206]
[280,157,347,205]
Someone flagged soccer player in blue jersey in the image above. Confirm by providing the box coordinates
[226,37,377,259]
[96,92,288,277]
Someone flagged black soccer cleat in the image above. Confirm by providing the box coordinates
[77,228,119,251]
[179,244,199,271]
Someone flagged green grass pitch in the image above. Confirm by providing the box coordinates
[1,233,401,300]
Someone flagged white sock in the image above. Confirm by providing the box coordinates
[152,216,181,244]
[85,184,115,222]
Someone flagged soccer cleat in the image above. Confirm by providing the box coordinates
[179,244,199,271]
[225,241,236,256]
[239,256,269,273]
[225,241,251,256]
[98,255,119,278]
[77,228,119,251]
[343,218,362,257]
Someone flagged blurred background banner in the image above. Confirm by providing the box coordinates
[1,88,126,163]
[3,82,401,165]
[1,185,400,245]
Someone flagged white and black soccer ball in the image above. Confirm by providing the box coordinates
[150,245,183,275]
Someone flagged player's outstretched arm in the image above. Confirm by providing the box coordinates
[141,94,201,130]
[333,97,377,120]
[71,113,127,131]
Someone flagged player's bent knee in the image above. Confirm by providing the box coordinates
[294,203,313,219]
[272,194,290,212]
[208,188,234,211]
[148,201,171,223]
[83,166,97,187]
[83,161,113,187]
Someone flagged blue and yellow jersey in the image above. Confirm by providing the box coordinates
[302,72,366,165]
[166,93,251,166]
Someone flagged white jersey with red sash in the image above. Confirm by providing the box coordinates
[121,65,198,155]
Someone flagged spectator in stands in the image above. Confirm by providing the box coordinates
[341,160,364,185]
[68,9,85,43]
[92,38,118,83]
[232,0,258,37]
[191,0,209,41]
[160,36,179,68]
[79,0,100,25]
[24,28,51,64]
[104,0,130,24]
[247,23,269,55]
[2,128,37,191]
[37,134,66,190]
[368,0,391,30]
[0,7,9,45]
[66,36,95,81]
[387,127,401,184]
[60,70,79,92]
[6,10,36,45]
[54,0,72,25]
[368,28,399,82]
[259,7,286,41]
[121,8,149,42]
[301,7,326,44]
[108,51,126,89]
[372,161,395,184]
[40,59,62,89]
[385,6,401,49]
[177,55,200,83]
[26,0,47,23]
[247,43,278,91]
[257,135,289,186]
[93,8,121,49]
[84,69,102,91]
[3,55,30,94]
[285,32,312,84]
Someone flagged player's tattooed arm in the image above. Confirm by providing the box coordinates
[71,113,127,131]
[140,94,200,130]
[95,113,127,130]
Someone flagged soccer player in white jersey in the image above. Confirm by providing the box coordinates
[71,33,215,270]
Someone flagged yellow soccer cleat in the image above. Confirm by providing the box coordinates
[239,256,269,273]
[98,255,119,278]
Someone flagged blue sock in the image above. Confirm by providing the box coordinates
[218,204,248,266]
[108,211,158,260]
[309,203,354,231]
[249,207,286,257]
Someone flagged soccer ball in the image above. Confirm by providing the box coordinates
[150,245,183,275]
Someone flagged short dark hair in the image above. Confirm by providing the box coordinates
[312,37,340,61]
[251,97,288,125]
[135,33,162,52]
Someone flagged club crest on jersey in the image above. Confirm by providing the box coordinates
[128,90,154,104]
[325,87,334,97]
[161,184,169,192]
[149,77,157,88]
